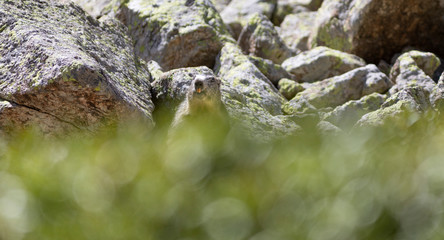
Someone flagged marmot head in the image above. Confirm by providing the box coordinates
[187,75,222,108]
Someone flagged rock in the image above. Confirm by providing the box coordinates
[210,0,232,12]
[71,0,111,18]
[238,13,294,64]
[215,43,300,140]
[278,79,305,100]
[279,11,316,52]
[147,60,164,81]
[247,56,294,85]
[0,0,154,133]
[151,66,215,112]
[378,60,391,76]
[323,93,387,129]
[0,100,77,134]
[430,73,444,109]
[221,0,276,39]
[115,0,234,71]
[356,87,432,127]
[310,0,444,63]
[272,4,309,26]
[282,47,366,83]
[317,121,342,135]
[284,0,323,10]
[282,65,392,114]
[389,51,440,94]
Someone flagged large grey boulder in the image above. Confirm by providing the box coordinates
[323,93,387,129]
[282,47,366,83]
[282,65,392,114]
[238,13,294,64]
[215,43,300,140]
[220,0,276,39]
[0,0,154,134]
[356,87,432,127]
[310,0,444,63]
[114,0,234,71]
[389,51,440,94]
[279,11,316,52]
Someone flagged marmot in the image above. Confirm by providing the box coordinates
[171,74,226,129]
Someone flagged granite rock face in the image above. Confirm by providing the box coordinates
[221,0,276,39]
[238,13,294,64]
[282,47,366,83]
[279,11,316,52]
[0,0,154,134]
[215,43,300,140]
[310,0,444,63]
[115,0,234,71]
[389,51,440,94]
[283,64,392,114]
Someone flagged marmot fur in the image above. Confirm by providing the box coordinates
[171,74,226,128]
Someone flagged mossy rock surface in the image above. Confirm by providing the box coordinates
[221,0,276,39]
[323,93,387,129]
[283,64,392,114]
[389,50,440,94]
[238,13,294,64]
[115,0,234,71]
[356,87,432,127]
[279,11,316,51]
[215,43,300,140]
[247,56,294,85]
[0,0,154,134]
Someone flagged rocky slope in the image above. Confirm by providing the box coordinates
[1,0,444,140]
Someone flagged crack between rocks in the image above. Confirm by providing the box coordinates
[0,97,88,131]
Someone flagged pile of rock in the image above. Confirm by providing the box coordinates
[1,0,444,140]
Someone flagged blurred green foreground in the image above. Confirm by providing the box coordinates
[1,113,444,240]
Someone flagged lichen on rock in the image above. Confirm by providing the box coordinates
[279,11,316,52]
[282,46,366,83]
[221,0,276,39]
[238,13,294,64]
[0,0,154,134]
[114,0,234,71]
[356,87,433,128]
[323,93,387,129]
[389,50,441,94]
[282,64,392,114]
[215,43,300,140]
